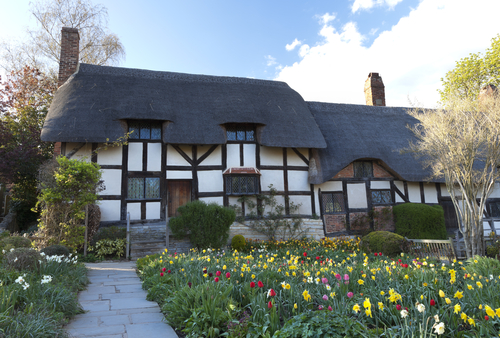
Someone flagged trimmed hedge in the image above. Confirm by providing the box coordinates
[169,200,235,249]
[361,231,404,256]
[393,203,447,239]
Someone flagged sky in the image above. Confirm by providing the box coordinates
[1,0,500,108]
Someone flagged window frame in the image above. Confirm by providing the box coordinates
[128,121,162,140]
[225,175,260,196]
[488,199,500,218]
[353,160,373,178]
[225,124,256,143]
[321,191,346,215]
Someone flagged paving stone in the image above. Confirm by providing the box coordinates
[66,324,125,337]
[118,306,161,314]
[111,298,158,310]
[80,300,110,312]
[125,323,178,338]
[115,285,145,293]
[100,314,131,326]
[131,312,165,324]
[65,315,99,329]
[84,286,116,294]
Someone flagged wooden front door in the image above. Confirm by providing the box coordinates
[167,180,191,217]
[441,200,459,231]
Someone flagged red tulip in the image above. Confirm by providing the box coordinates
[430,299,436,306]
[167,270,171,273]
[316,256,320,260]
[379,252,382,256]
[396,304,402,310]
[268,288,276,297]
[258,281,264,288]
[160,272,164,277]
[226,272,231,278]
[268,301,273,309]
[485,315,489,321]
[374,252,378,256]
[188,282,192,288]
[250,282,256,288]
[214,277,219,282]
[216,271,221,276]
[303,252,307,257]
[162,267,166,272]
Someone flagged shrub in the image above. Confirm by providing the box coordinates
[231,235,246,251]
[169,200,235,249]
[393,203,447,239]
[41,244,70,257]
[3,247,42,272]
[273,311,366,338]
[91,226,126,245]
[361,231,405,256]
[0,234,32,250]
[91,238,127,259]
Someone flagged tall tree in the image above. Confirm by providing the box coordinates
[439,34,500,102]
[407,93,500,258]
[0,66,56,229]
[1,0,125,78]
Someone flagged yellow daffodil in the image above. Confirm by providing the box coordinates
[454,304,461,314]
[454,291,463,299]
[439,290,445,298]
[353,303,360,313]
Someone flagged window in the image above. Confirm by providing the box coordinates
[225,176,259,195]
[322,192,345,214]
[371,190,391,205]
[353,161,373,178]
[226,124,255,142]
[489,200,500,217]
[128,177,160,199]
[128,121,162,140]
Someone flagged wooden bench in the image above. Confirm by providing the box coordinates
[405,237,457,261]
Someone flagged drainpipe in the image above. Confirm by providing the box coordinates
[126,212,130,259]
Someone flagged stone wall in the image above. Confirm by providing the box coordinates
[228,219,324,242]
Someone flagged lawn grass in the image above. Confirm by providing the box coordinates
[137,237,500,337]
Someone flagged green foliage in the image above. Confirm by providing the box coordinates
[231,235,246,251]
[273,311,367,338]
[90,238,127,259]
[3,248,42,272]
[162,282,236,337]
[393,203,447,240]
[0,310,69,338]
[440,34,500,101]
[169,200,235,250]
[36,156,102,251]
[361,231,405,256]
[464,255,500,278]
[90,226,126,245]
[0,235,32,250]
[40,244,70,257]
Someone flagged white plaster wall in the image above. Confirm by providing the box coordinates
[243,144,256,167]
[198,171,223,192]
[408,183,421,203]
[226,144,240,168]
[128,143,143,171]
[228,197,240,207]
[260,170,284,191]
[66,142,91,162]
[244,196,259,215]
[424,183,438,204]
[347,183,368,209]
[371,181,390,189]
[97,145,122,165]
[260,146,283,165]
[147,143,162,171]
[286,148,309,166]
[100,169,121,195]
[484,221,500,236]
[288,171,310,191]
[318,181,342,191]
[440,184,450,197]
[289,195,312,215]
[198,145,221,166]
[262,195,285,214]
[146,202,161,219]
[490,183,500,198]
[99,200,121,221]
[166,171,192,179]
[199,196,224,206]
[167,145,191,165]
[127,203,141,220]
[394,181,405,203]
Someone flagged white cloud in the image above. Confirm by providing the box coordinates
[352,0,403,13]
[265,55,277,67]
[286,38,302,51]
[317,12,336,25]
[276,0,500,108]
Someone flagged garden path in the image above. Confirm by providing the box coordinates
[65,261,178,338]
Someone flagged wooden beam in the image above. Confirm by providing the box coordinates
[292,148,309,165]
[172,145,193,166]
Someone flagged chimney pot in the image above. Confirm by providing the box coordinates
[364,72,386,106]
[58,27,80,88]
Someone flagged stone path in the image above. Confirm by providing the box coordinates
[65,261,178,338]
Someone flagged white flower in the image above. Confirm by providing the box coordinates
[41,275,52,284]
[40,252,46,257]
[2,250,5,254]
[22,283,30,290]
[434,322,445,335]
[400,310,409,318]
[434,314,440,322]
[325,284,331,290]
[416,303,425,313]
[15,276,25,284]
[10,248,14,252]
[14,257,18,262]
[307,277,313,284]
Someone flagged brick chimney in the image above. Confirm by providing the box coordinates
[364,72,385,106]
[58,27,80,88]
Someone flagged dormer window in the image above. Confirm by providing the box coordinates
[223,167,260,195]
[128,121,162,140]
[226,124,255,142]
[353,161,373,178]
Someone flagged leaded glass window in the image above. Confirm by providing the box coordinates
[225,176,259,195]
[226,125,255,142]
[128,121,162,140]
[322,192,345,214]
[371,190,391,205]
[128,177,160,199]
[353,161,373,178]
[489,201,500,217]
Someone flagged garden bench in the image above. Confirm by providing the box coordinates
[405,237,457,262]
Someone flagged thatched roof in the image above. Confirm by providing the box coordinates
[42,63,326,148]
[307,102,436,184]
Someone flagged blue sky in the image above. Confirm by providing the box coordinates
[1,0,500,107]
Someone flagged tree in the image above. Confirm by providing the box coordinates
[439,34,500,102]
[1,0,125,77]
[0,66,56,229]
[406,93,500,258]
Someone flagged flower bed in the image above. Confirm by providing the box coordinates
[0,249,88,337]
[137,237,500,337]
